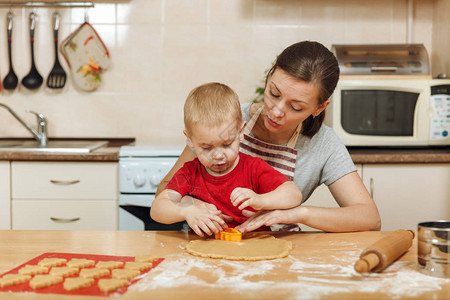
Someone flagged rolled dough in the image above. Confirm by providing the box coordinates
[185,234,292,261]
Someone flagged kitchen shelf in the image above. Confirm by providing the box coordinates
[0,1,94,8]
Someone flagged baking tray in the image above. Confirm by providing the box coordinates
[0,252,164,297]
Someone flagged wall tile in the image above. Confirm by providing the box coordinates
[71,3,116,24]
[254,0,301,25]
[0,0,439,144]
[164,0,208,25]
[209,0,253,25]
[117,0,162,24]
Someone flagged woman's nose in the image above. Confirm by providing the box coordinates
[271,104,284,118]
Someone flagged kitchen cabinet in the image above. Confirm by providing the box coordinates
[302,163,450,231]
[0,161,10,229]
[362,163,450,231]
[300,164,362,231]
[11,161,118,230]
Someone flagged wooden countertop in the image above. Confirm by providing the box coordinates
[0,138,134,162]
[0,230,448,299]
[349,147,450,164]
[0,138,448,163]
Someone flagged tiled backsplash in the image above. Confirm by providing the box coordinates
[0,0,437,145]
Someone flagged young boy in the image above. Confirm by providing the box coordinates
[150,82,302,237]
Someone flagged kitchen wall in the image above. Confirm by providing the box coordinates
[432,0,450,76]
[0,0,440,145]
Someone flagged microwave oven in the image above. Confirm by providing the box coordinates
[325,78,450,147]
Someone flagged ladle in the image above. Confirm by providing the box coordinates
[2,12,18,90]
[21,12,43,90]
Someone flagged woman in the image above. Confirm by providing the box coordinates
[156,41,381,233]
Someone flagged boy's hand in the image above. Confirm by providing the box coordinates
[180,196,230,237]
[230,187,267,211]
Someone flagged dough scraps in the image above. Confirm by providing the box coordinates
[95,261,124,269]
[18,265,48,276]
[124,261,152,271]
[79,268,109,279]
[63,277,95,291]
[98,278,128,293]
[0,274,31,287]
[38,258,67,268]
[134,255,159,263]
[29,275,63,289]
[49,267,79,277]
[185,234,292,261]
[111,269,140,280]
[67,258,95,268]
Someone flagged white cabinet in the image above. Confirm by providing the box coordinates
[302,163,450,231]
[362,164,450,231]
[11,161,118,230]
[301,165,362,231]
[0,161,10,229]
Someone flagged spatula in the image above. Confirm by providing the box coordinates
[46,12,66,89]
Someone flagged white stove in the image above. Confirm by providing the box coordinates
[118,145,188,231]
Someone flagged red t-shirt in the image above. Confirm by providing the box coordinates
[165,152,289,227]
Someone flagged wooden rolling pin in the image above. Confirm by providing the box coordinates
[354,229,415,273]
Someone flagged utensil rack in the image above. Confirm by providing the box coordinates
[0,1,94,7]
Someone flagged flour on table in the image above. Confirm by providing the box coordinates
[131,251,449,299]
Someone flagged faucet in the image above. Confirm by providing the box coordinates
[0,103,48,146]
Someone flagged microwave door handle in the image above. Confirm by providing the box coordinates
[371,66,398,72]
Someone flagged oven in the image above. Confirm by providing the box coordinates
[118,145,189,231]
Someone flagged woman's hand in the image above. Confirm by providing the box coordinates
[235,208,299,233]
[230,187,267,210]
[181,196,232,237]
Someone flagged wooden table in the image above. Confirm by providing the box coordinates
[0,230,448,299]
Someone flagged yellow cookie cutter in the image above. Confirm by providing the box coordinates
[215,228,242,242]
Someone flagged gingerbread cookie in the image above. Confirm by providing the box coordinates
[63,277,95,291]
[0,274,31,287]
[38,258,67,268]
[18,265,48,276]
[134,255,159,263]
[67,258,95,268]
[49,267,79,277]
[124,262,152,271]
[111,269,140,280]
[95,261,124,270]
[29,275,63,289]
[98,278,128,292]
[79,268,109,279]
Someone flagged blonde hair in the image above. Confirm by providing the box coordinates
[184,82,242,133]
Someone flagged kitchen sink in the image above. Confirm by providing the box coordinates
[0,140,108,153]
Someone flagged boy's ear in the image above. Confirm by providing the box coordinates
[183,130,194,148]
[239,121,247,141]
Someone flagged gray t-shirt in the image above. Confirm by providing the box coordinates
[241,102,356,202]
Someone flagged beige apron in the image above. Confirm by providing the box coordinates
[240,105,301,231]
[240,105,300,181]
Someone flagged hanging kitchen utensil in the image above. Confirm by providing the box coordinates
[21,12,43,90]
[2,11,17,90]
[46,12,66,89]
[60,11,110,91]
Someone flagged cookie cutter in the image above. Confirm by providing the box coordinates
[215,228,242,242]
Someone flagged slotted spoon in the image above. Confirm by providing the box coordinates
[46,12,66,89]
